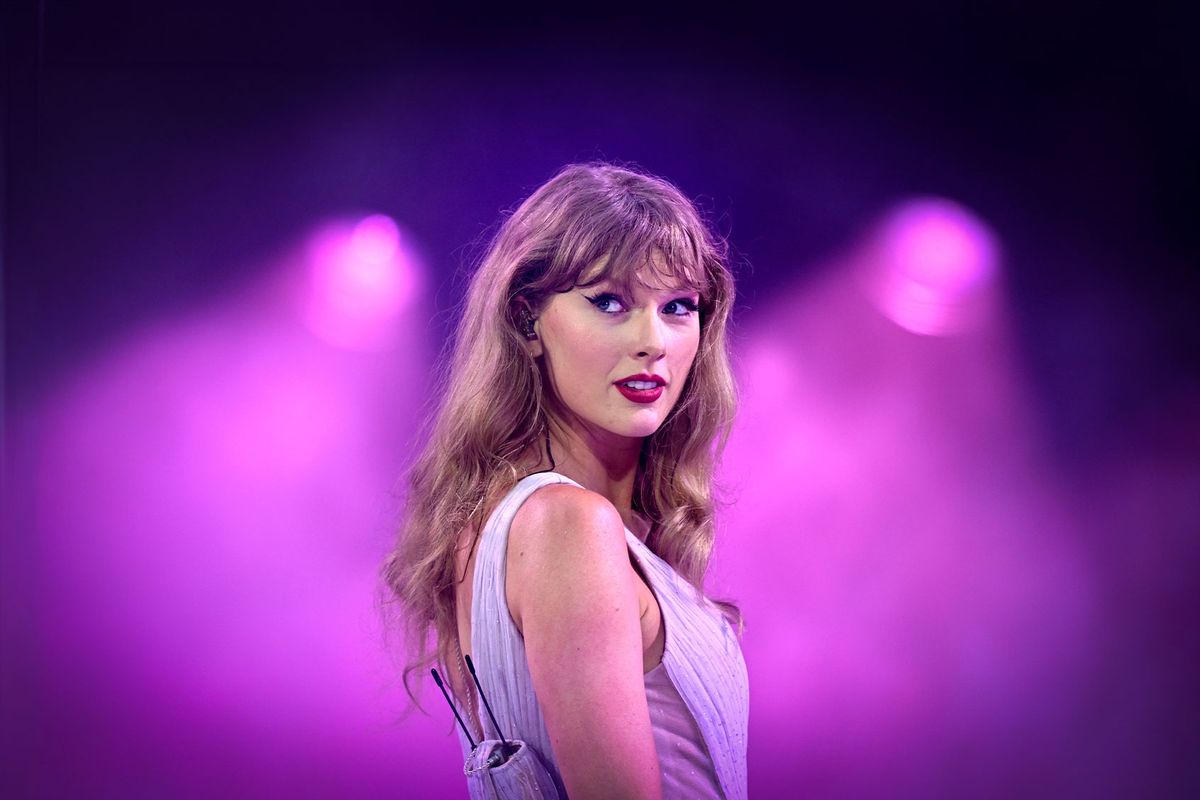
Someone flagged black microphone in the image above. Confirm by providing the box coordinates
[430,667,476,750]
[432,656,522,768]
[465,654,521,767]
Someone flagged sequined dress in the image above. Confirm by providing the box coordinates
[454,471,749,799]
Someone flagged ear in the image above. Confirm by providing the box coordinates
[512,295,544,358]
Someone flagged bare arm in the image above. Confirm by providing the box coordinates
[507,485,662,800]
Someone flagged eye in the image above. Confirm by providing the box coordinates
[664,298,700,317]
[584,292,626,314]
[583,293,700,319]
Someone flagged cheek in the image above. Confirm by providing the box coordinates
[549,318,609,369]
[542,316,616,391]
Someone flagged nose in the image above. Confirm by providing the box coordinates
[633,308,667,361]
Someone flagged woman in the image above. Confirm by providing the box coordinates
[381,162,748,799]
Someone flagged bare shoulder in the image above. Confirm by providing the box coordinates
[504,482,659,797]
[506,483,628,633]
[510,483,624,547]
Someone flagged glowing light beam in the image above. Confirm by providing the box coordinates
[302,214,419,351]
[865,197,1000,336]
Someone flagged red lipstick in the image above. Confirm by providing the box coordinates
[613,374,666,404]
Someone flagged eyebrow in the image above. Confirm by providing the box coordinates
[591,278,700,295]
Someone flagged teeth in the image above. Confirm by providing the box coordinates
[622,381,658,390]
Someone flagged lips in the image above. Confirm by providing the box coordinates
[613,373,666,404]
[613,373,667,387]
[615,383,664,404]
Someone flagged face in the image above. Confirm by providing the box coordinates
[525,260,702,444]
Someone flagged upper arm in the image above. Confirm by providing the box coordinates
[506,485,661,800]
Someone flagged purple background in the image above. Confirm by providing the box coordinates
[4,4,1198,798]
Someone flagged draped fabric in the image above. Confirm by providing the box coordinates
[454,472,748,799]
[643,661,725,798]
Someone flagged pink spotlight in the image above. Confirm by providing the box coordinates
[865,198,999,336]
[351,213,401,264]
[303,214,419,350]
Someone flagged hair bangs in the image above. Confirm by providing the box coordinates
[571,216,712,301]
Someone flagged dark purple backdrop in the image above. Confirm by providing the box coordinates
[4,4,1198,799]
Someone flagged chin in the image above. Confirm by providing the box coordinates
[614,418,665,438]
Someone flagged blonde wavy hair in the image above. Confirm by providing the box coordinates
[380,161,743,715]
